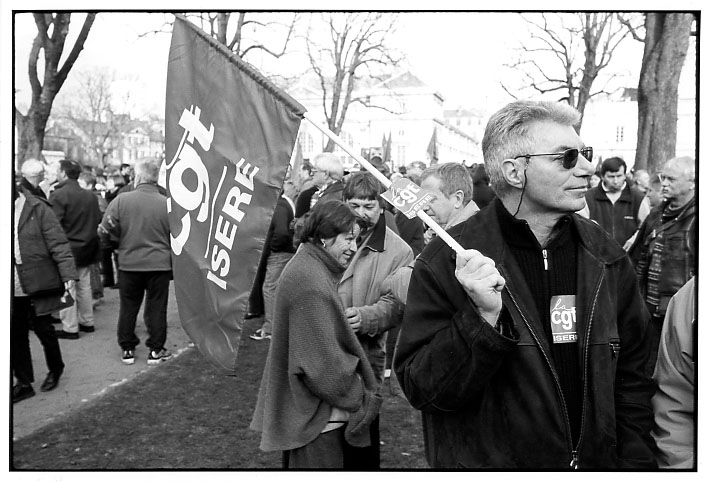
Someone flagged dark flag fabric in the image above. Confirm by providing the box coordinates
[383,132,392,170]
[427,127,438,164]
[165,15,305,373]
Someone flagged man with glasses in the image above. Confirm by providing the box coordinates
[308,152,345,209]
[629,156,696,375]
[395,100,656,469]
[579,157,648,247]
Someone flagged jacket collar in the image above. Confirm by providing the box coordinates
[360,212,387,253]
[300,241,346,276]
[591,183,633,203]
[17,187,50,230]
[54,178,80,190]
[457,198,626,266]
[445,200,480,229]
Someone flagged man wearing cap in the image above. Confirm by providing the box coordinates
[395,100,656,469]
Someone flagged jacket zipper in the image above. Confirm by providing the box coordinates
[572,263,605,470]
[505,287,574,464]
[542,249,549,270]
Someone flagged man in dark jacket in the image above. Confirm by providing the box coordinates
[395,100,656,469]
[579,156,647,247]
[250,180,298,341]
[629,155,696,376]
[99,160,172,366]
[49,160,102,339]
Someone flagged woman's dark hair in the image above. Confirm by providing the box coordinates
[299,199,364,245]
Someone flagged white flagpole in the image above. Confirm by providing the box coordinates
[303,112,465,255]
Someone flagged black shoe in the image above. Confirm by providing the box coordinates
[55,329,79,340]
[40,372,61,392]
[79,325,95,333]
[13,384,35,403]
[245,312,263,320]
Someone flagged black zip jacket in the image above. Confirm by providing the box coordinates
[394,200,657,469]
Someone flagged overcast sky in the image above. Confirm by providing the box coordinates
[11,9,659,120]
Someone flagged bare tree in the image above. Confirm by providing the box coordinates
[305,13,401,152]
[54,67,132,168]
[502,12,638,130]
[15,13,96,164]
[632,13,694,172]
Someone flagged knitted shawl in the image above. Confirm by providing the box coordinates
[250,242,377,451]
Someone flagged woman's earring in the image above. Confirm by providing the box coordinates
[321,240,327,249]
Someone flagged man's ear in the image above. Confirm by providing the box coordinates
[501,158,527,189]
[454,189,465,208]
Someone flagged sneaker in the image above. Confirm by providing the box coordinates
[121,349,135,365]
[249,329,271,341]
[148,348,173,365]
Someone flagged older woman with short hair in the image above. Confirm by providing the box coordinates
[251,199,382,469]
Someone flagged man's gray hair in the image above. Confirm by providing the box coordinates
[664,156,695,182]
[20,158,45,177]
[134,160,159,184]
[312,152,344,181]
[482,100,581,196]
[420,163,474,204]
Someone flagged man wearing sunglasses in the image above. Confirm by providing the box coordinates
[395,100,656,469]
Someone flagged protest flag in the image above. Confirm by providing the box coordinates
[427,127,438,164]
[290,140,305,191]
[165,15,305,373]
[383,131,392,171]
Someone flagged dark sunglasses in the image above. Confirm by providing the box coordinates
[515,146,593,170]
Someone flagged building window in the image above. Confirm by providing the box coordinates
[306,133,314,153]
[398,130,405,137]
[616,126,624,142]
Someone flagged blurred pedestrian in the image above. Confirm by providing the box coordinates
[420,162,479,245]
[579,157,647,247]
[395,100,657,469]
[49,160,102,339]
[79,171,107,306]
[250,180,298,341]
[19,158,47,199]
[12,182,77,402]
[652,276,695,469]
[98,160,172,365]
[251,200,382,469]
[629,156,696,376]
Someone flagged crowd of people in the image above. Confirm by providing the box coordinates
[247,100,696,470]
[12,159,174,404]
[12,98,696,470]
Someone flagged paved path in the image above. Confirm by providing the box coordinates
[12,283,195,441]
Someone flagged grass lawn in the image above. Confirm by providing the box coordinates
[11,318,427,470]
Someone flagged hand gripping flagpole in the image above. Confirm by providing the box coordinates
[302,112,465,255]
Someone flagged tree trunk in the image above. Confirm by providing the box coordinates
[636,13,693,172]
[16,13,95,164]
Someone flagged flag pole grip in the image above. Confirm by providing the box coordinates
[302,113,465,255]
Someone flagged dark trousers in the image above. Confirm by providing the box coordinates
[101,247,115,287]
[11,297,65,385]
[645,312,665,377]
[117,270,171,352]
[282,417,380,469]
